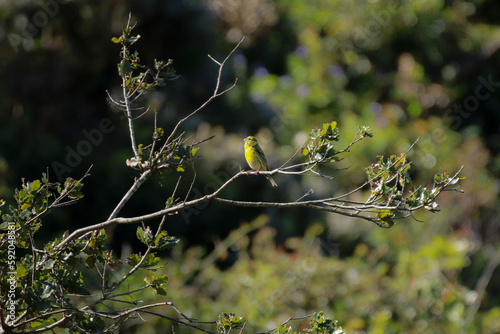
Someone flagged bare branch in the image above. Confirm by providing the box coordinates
[122,59,140,158]
[108,169,153,220]
[192,134,216,146]
[256,314,314,334]
[161,36,245,154]
[27,165,93,226]
[139,309,215,333]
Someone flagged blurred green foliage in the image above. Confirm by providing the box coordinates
[113,220,499,333]
[1,0,500,332]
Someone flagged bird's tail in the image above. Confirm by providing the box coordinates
[267,176,278,187]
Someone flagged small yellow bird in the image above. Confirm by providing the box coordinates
[244,136,278,187]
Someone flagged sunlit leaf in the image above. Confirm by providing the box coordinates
[165,197,174,209]
[155,231,179,250]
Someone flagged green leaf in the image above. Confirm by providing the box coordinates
[127,253,160,269]
[118,59,132,77]
[127,253,141,266]
[165,197,174,209]
[145,275,168,295]
[125,34,141,44]
[2,214,14,223]
[322,121,337,136]
[136,226,153,245]
[111,36,123,43]
[394,153,406,169]
[359,125,374,137]
[15,263,28,278]
[30,320,43,329]
[141,253,161,269]
[30,180,42,192]
[154,231,179,250]
[20,208,32,219]
[20,203,31,210]
[154,275,168,284]
[89,229,107,250]
[153,127,164,140]
[68,189,84,200]
[217,313,245,332]
[41,281,55,299]
[424,201,440,212]
[144,275,154,285]
[42,259,56,270]
[378,209,395,225]
[154,286,167,296]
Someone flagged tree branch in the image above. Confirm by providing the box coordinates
[160,36,245,154]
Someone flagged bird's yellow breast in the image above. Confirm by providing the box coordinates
[245,145,265,170]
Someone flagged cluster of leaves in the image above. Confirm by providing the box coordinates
[363,154,464,226]
[0,173,90,330]
[113,21,201,175]
[300,122,373,164]
[216,312,245,334]
[0,174,179,332]
[301,122,341,162]
[274,312,345,334]
[127,127,199,172]
[306,312,345,334]
[0,174,84,255]
[213,311,344,334]
[1,174,83,229]
[133,226,179,295]
[364,153,411,225]
[112,25,178,94]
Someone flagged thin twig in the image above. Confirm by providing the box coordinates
[464,244,500,328]
[193,135,216,146]
[256,314,314,334]
[161,36,245,154]
[107,169,153,221]
[139,310,215,334]
[121,14,140,159]
[184,163,197,204]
